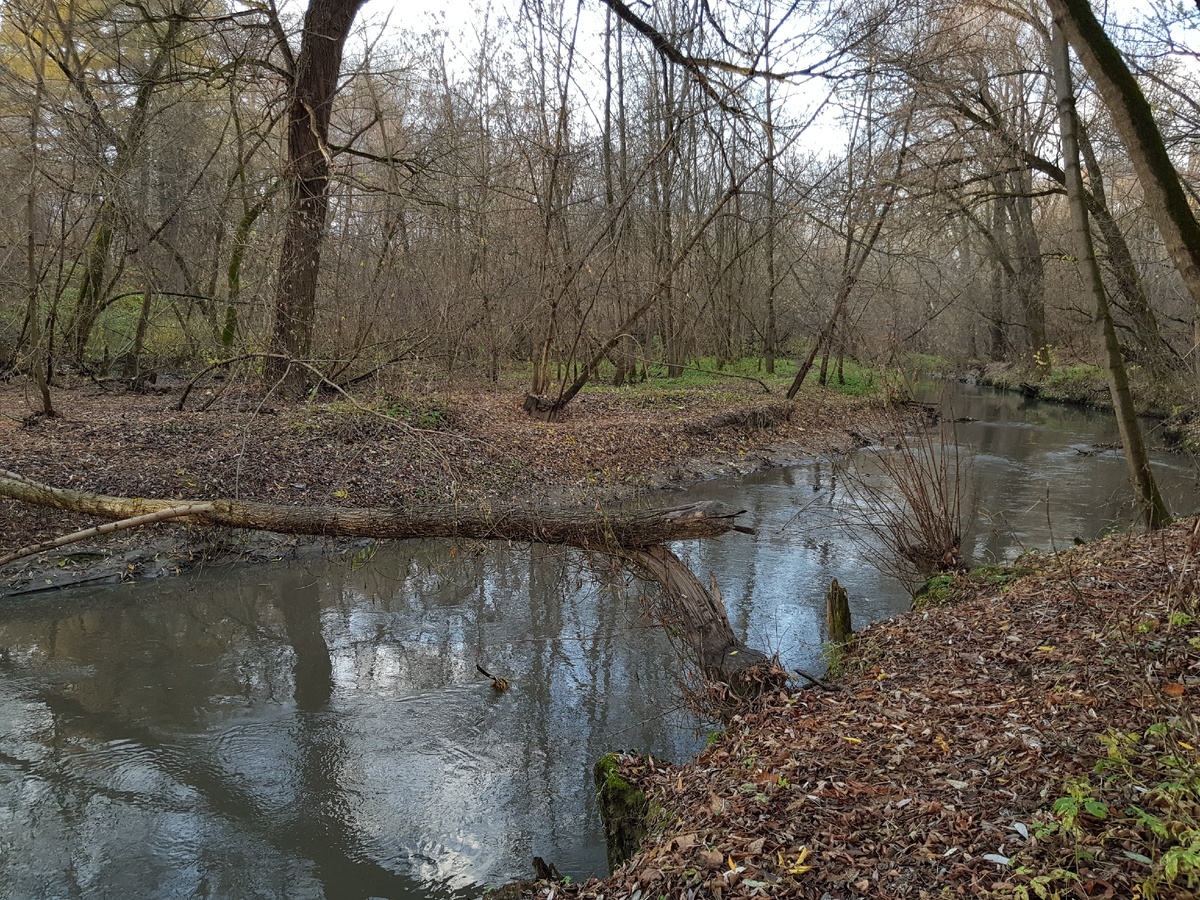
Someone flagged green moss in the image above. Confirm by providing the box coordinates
[912,565,1033,610]
[594,753,652,873]
[912,573,959,610]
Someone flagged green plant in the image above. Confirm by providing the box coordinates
[1009,867,1079,900]
[1012,721,1200,898]
[912,565,1033,610]
[912,573,958,609]
[1050,776,1109,835]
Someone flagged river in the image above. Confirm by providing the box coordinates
[1,384,1196,899]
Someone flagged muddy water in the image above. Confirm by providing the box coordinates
[677,384,1199,664]
[1,384,1197,899]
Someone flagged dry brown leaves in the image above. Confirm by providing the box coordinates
[0,378,877,566]
[544,520,1200,900]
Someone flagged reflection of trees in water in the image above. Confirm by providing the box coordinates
[0,584,296,725]
[0,540,700,895]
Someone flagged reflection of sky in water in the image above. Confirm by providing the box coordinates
[0,544,701,899]
[2,384,1198,898]
[678,383,1200,674]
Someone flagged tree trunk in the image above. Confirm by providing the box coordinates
[1050,24,1170,530]
[1046,0,1200,320]
[787,112,912,400]
[620,544,773,686]
[0,475,751,550]
[0,472,769,686]
[24,25,52,416]
[266,0,364,397]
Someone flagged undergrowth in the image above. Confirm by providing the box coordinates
[912,565,1033,610]
[1004,719,1200,899]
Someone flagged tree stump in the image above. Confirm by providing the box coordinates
[594,754,650,873]
[826,578,853,644]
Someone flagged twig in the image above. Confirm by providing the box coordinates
[793,667,836,691]
[648,362,772,392]
[0,503,215,568]
[180,352,462,483]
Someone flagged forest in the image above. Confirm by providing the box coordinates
[1,0,1197,417]
[3,2,1200,897]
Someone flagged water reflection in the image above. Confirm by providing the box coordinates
[679,383,1200,675]
[0,545,700,898]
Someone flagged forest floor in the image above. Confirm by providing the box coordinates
[0,373,891,589]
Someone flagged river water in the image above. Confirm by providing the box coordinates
[1,384,1197,899]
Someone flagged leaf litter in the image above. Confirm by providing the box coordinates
[540,519,1200,899]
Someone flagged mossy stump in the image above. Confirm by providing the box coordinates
[826,577,853,644]
[594,753,649,873]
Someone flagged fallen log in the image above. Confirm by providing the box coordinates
[0,470,751,552]
[622,544,774,684]
[0,470,772,694]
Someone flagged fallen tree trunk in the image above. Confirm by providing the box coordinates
[622,544,776,687]
[0,470,776,694]
[0,470,751,551]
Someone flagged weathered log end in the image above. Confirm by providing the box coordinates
[594,753,650,874]
[825,577,853,644]
[521,394,560,422]
[696,642,788,719]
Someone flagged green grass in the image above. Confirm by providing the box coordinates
[899,352,955,377]
[504,353,885,399]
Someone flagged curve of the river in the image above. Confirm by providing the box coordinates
[0,384,1196,899]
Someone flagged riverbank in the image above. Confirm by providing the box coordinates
[966,361,1199,452]
[531,517,1200,899]
[0,376,892,590]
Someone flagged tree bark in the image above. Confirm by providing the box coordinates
[1046,0,1200,319]
[24,17,52,415]
[1050,25,1170,530]
[620,544,773,685]
[266,0,364,397]
[825,578,852,644]
[0,473,752,551]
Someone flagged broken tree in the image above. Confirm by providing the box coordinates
[0,470,778,692]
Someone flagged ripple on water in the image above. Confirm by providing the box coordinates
[70,736,169,796]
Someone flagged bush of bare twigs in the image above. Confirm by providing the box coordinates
[836,404,976,594]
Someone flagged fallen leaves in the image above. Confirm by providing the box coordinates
[0,380,880,568]
[555,518,1200,900]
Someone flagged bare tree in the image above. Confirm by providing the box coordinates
[1047,0,1200,363]
[1050,21,1169,529]
[265,0,365,396]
